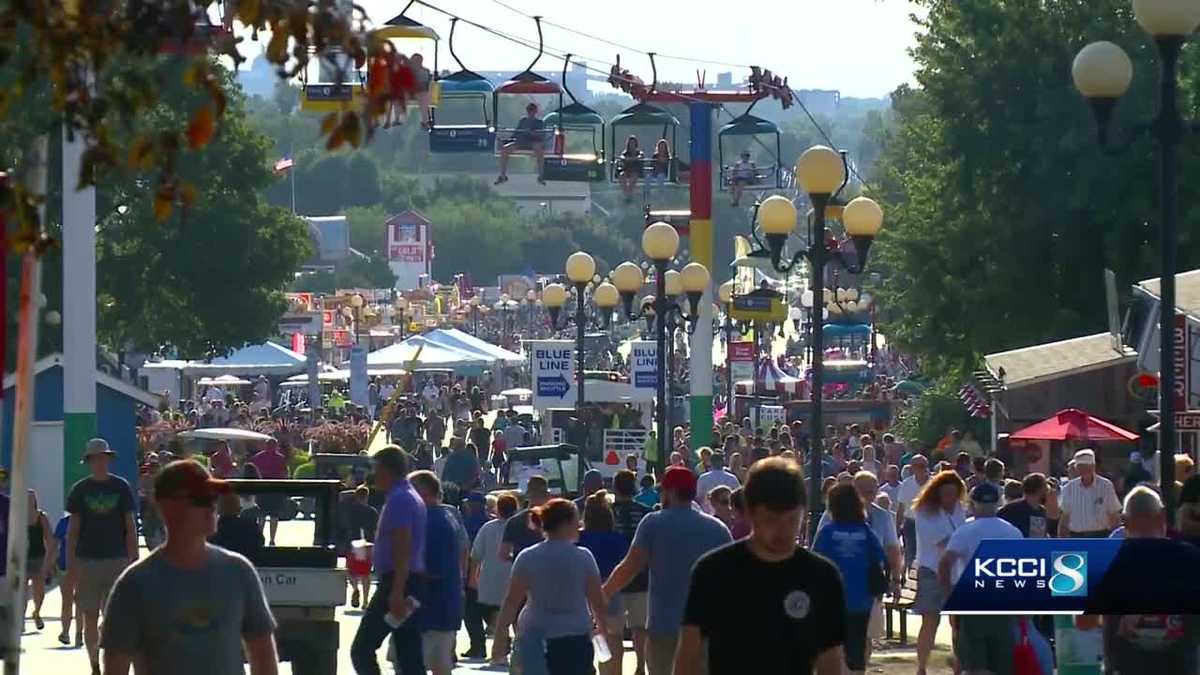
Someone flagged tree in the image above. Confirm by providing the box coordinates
[97,68,311,356]
[869,0,1199,374]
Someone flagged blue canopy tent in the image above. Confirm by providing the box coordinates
[822,323,871,338]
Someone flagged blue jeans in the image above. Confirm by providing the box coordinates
[350,573,424,675]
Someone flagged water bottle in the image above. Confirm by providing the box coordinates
[592,633,612,663]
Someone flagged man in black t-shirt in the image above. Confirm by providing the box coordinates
[998,472,1055,538]
[67,439,137,674]
[499,475,549,562]
[678,457,845,675]
[611,469,652,674]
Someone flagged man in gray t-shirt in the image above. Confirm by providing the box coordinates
[603,467,731,675]
[102,460,277,675]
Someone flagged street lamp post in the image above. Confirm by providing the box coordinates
[612,225,708,476]
[541,253,621,416]
[718,281,741,421]
[468,296,481,335]
[1071,2,1200,521]
[525,289,537,338]
[347,292,365,345]
[754,148,884,539]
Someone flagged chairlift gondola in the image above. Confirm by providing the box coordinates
[429,18,495,153]
[718,112,783,190]
[492,16,560,158]
[609,55,680,185]
[541,54,606,182]
[300,10,439,114]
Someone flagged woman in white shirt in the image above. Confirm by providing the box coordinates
[911,470,967,675]
[469,493,517,664]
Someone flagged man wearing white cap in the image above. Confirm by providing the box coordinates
[1057,449,1121,538]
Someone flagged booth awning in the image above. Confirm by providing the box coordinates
[1009,408,1139,442]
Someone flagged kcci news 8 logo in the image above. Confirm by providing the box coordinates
[1048,551,1088,597]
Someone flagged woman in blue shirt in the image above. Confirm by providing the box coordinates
[813,483,885,675]
[577,491,630,675]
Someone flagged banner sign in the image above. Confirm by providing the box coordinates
[1174,313,1189,412]
[943,538,1200,614]
[349,345,368,407]
[630,341,657,389]
[729,341,755,383]
[753,404,784,432]
[530,340,575,408]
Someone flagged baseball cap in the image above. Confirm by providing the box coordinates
[154,459,231,502]
[970,482,1001,505]
[81,438,116,463]
[1072,449,1096,466]
[661,466,697,494]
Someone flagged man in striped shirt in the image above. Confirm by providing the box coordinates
[1057,449,1121,538]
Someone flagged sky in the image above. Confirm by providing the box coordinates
[281,0,925,99]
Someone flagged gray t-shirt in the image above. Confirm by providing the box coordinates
[631,506,732,634]
[511,539,600,639]
[101,545,276,674]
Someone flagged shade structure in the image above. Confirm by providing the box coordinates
[1009,408,1139,442]
[367,335,491,372]
[735,359,807,397]
[421,328,525,366]
[182,341,307,377]
[197,374,252,387]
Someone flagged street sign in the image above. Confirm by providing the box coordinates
[530,340,576,408]
[1176,412,1200,431]
[730,288,786,323]
[630,341,657,389]
[729,341,755,383]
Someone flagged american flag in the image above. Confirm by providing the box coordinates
[273,155,294,173]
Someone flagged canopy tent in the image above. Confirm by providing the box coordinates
[367,335,491,372]
[422,328,525,366]
[285,369,350,384]
[1010,408,1139,442]
[197,375,251,387]
[736,359,806,397]
[823,323,871,338]
[181,341,307,377]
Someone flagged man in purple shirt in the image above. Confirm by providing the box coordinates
[351,446,427,675]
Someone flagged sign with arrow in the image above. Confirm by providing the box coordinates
[529,340,576,409]
[630,341,657,389]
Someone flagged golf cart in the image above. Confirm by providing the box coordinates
[500,443,592,497]
[224,479,345,675]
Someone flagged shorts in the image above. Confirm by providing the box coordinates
[621,592,648,630]
[347,555,372,578]
[26,556,44,579]
[844,611,871,671]
[75,557,128,612]
[955,615,1015,673]
[912,567,947,615]
[421,630,455,672]
[256,493,288,517]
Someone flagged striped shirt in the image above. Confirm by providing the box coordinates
[1059,475,1121,533]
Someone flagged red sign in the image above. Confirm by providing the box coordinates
[333,329,353,348]
[322,311,334,328]
[389,244,424,263]
[729,341,755,362]
[1174,313,1189,411]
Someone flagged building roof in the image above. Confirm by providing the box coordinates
[984,332,1136,390]
[3,354,162,406]
[386,209,432,226]
[1137,269,1200,319]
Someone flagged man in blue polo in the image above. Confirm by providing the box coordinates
[495,103,546,185]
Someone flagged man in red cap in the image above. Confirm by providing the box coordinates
[603,466,731,675]
[101,460,278,675]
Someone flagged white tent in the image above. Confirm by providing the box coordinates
[422,328,525,366]
[367,335,491,371]
[197,375,251,386]
[181,341,308,377]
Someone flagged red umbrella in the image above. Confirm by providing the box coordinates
[1009,408,1139,442]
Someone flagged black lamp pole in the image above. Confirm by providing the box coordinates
[723,303,735,421]
[808,194,829,538]
[575,283,588,412]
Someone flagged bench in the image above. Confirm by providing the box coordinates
[881,568,919,645]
